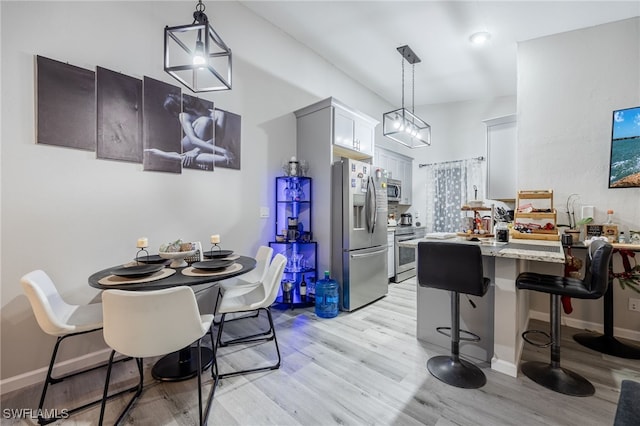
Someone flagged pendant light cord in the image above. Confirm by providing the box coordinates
[401,52,405,116]
[411,63,415,114]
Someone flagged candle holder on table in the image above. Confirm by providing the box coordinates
[135,238,149,264]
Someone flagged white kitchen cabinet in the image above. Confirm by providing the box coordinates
[295,97,378,274]
[484,114,517,201]
[375,147,413,205]
[309,98,377,159]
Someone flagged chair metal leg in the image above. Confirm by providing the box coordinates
[520,294,595,397]
[214,308,282,378]
[37,330,133,425]
[99,353,144,426]
[427,291,486,389]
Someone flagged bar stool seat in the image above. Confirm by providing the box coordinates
[417,241,490,389]
[516,239,613,397]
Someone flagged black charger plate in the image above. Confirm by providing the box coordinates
[111,264,164,278]
[203,250,234,259]
[192,259,235,271]
[134,255,169,265]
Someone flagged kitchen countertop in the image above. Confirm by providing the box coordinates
[397,237,565,263]
[408,235,566,378]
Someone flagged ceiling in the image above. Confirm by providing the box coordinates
[240,1,640,107]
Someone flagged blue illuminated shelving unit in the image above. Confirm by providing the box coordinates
[270,176,317,309]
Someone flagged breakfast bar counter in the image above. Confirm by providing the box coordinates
[398,237,565,377]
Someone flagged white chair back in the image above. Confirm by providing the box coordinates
[102,286,211,358]
[20,270,80,336]
[238,246,273,284]
[253,254,287,309]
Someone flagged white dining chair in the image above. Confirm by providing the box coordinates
[20,270,132,425]
[98,286,216,426]
[214,253,287,378]
[212,245,273,323]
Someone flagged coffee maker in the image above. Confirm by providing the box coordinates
[400,213,412,226]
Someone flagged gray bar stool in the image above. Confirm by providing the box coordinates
[516,239,613,396]
[417,241,490,389]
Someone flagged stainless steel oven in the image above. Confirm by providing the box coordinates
[393,226,425,282]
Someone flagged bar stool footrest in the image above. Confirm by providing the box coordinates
[522,329,552,348]
[436,326,481,342]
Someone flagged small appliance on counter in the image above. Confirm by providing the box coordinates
[400,213,412,226]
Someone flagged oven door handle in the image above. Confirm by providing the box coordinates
[396,235,416,242]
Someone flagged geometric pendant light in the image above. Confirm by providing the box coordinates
[382,45,431,147]
[164,0,232,92]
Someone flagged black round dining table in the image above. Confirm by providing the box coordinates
[88,255,257,382]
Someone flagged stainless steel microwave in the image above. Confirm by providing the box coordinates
[387,178,402,202]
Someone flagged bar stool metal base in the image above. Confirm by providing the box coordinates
[427,356,486,389]
[521,361,595,397]
[573,333,640,359]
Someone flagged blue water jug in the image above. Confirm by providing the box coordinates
[315,271,339,318]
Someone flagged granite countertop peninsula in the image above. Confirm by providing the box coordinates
[397,236,565,263]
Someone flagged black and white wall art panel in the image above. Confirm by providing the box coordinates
[36,56,96,151]
[96,67,143,162]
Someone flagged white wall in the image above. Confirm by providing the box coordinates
[518,18,640,332]
[0,1,392,385]
[407,96,517,223]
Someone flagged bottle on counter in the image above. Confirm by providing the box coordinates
[603,209,619,243]
[300,275,307,302]
[619,232,626,244]
[606,209,615,224]
[315,271,339,318]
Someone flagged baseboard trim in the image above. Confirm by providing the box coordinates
[0,348,113,396]
[529,310,640,342]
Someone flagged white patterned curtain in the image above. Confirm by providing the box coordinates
[424,158,484,232]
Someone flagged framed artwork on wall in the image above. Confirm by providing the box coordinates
[96,67,143,162]
[609,106,640,188]
[214,108,241,170]
[36,56,96,151]
[142,77,182,174]
[181,94,215,171]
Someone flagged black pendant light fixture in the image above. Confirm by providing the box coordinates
[164,0,232,93]
[382,45,431,148]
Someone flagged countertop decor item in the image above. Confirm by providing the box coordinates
[164,0,232,93]
[382,45,431,148]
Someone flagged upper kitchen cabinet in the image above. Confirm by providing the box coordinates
[296,97,378,161]
[484,114,517,201]
[375,146,413,205]
[295,97,378,274]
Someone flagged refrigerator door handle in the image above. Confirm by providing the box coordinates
[350,247,388,258]
[365,176,376,234]
[371,176,377,233]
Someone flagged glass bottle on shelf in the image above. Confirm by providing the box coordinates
[300,275,307,302]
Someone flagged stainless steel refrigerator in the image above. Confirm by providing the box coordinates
[331,158,388,311]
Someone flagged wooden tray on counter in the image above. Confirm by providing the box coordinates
[510,229,560,241]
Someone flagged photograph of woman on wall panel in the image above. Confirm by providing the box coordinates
[142,77,182,173]
[214,108,241,170]
[96,66,143,162]
[36,55,96,151]
[146,93,221,171]
[144,94,237,171]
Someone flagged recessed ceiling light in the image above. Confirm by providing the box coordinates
[469,31,491,45]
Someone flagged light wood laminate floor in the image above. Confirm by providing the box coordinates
[2,278,639,425]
